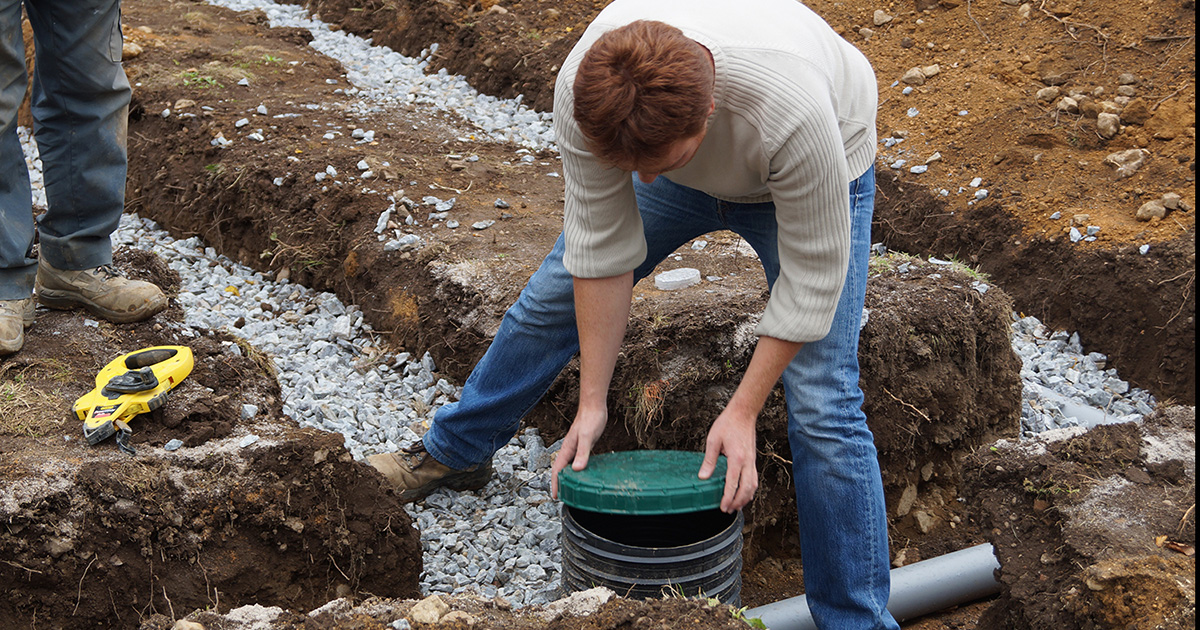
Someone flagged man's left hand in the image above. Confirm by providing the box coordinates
[699,409,758,513]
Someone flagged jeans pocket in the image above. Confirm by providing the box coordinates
[109,14,122,63]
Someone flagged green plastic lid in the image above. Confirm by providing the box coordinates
[558,450,727,515]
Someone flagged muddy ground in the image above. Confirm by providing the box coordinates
[1,0,1195,628]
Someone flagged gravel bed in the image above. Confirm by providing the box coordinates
[14,0,1155,607]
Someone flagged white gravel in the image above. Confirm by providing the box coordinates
[13,0,1156,609]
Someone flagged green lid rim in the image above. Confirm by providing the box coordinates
[557,450,727,515]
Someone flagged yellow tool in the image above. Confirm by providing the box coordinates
[73,346,194,455]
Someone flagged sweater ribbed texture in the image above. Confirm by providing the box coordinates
[554,0,877,342]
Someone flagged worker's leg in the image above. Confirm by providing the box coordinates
[23,0,130,270]
[786,168,896,630]
[423,176,722,469]
[0,0,36,299]
[728,166,897,629]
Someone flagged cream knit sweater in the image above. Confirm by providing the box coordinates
[553,0,878,343]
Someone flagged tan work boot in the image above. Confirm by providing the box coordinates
[367,440,494,502]
[35,260,166,324]
[0,298,36,356]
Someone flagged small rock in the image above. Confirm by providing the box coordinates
[1036,86,1061,102]
[164,439,183,451]
[441,611,475,626]
[45,537,74,558]
[1096,113,1121,138]
[1139,244,1150,255]
[537,587,613,621]
[122,41,144,59]
[896,483,918,517]
[472,220,495,230]
[1120,99,1153,125]
[873,9,893,25]
[912,510,937,534]
[1057,97,1079,114]
[858,27,875,39]
[920,64,940,78]
[1161,192,1182,210]
[1042,71,1069,86]
[409,595,449,624]
[1117,72,1140,85]
[239,434,260,448]
[173,621,205,630]
[1135,200,1166,222]
[1103,149,1148,179]
[892,547,921,568]
[901,67,925,85]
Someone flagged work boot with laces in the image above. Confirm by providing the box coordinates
[35,259,167,324]
[0,298,36,356]
[367,440,494,502]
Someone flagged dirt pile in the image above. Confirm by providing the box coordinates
[137,589,760,630]
[965,406,1196,629]
[0,252,420,630]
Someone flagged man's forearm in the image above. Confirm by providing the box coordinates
[574,272,635,412]
[727,335,805,422]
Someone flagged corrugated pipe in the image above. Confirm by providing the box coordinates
[743,543,1001,630]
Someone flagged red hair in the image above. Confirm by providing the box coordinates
[572,20,714,169]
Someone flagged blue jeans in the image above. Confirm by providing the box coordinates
[0,0,129,300]
[426,166,896,628]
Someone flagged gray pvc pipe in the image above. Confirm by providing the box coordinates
[743,543,1001,630]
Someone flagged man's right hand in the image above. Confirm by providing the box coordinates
[550,407,608,499]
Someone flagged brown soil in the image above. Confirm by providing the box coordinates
[0,250,421,628]
[1,0,1194,629]
[965,407,1196,630]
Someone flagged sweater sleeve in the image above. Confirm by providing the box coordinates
[556,101,647,280]
[756,89,851,343]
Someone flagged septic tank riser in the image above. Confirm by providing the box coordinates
[743,543,1001,630]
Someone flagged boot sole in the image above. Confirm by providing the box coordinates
[37,289,166,324]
